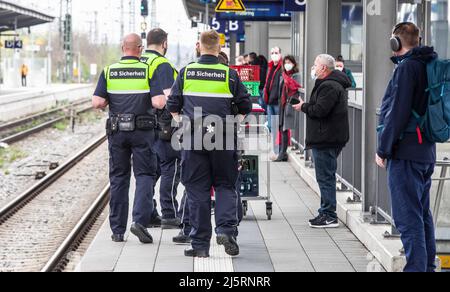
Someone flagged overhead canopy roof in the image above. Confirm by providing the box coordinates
[0,0,54,33]
[182,0,217,23]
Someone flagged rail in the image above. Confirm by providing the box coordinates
[41,185,110,272]
[0,99,92,144]
[0,134,107,224]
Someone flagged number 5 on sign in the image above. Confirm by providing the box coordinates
[215,0,246,12]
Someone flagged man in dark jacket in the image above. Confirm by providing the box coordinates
[376,22,438,273]
[293,54,351,228]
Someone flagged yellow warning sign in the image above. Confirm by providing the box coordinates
[215,0,246,12]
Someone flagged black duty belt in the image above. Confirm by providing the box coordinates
[107,113,156,135]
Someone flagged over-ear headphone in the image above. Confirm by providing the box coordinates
[390,35,402,52]
[390,22,421,52]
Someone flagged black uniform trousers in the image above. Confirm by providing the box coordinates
[179,191,192,236]
[154,139,182,219]
[182,149,240,251]
[108,130,157,235]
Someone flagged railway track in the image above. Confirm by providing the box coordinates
[0,99,93,144]
[41,184,110,272]
[0,134,109,272]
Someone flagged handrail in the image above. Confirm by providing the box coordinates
[433,158,449,227]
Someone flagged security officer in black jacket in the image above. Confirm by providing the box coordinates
[141,28,184,231]
[167,30,251,258]
[93,33,166,244]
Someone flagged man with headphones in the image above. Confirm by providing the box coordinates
[376,22,438,272]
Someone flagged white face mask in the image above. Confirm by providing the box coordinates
[271,54,281,63]
[311,69,317,81]
[284,63,294,72]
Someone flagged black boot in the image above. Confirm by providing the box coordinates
[184,249,210,258]
[111,234,125,243]
[130,223,153,244]
[162,218,182,230]
[217,234,240,256]
[273,155,288,162]
[147,215,162,228]
[173,231,192,244]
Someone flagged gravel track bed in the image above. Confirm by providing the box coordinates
[0,143,109,272]
[0,111,107,208]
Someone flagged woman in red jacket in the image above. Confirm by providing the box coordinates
[274,55,302,162]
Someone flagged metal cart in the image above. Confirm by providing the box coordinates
[231,65,272,220]
[238,109,273,220]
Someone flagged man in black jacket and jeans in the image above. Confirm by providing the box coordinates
[293,54,351,228]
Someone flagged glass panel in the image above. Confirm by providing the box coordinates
[431,0,450,59]
[341,3,363,62]
[397,3,419,23]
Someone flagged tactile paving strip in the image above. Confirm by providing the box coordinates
[194,218,234,272]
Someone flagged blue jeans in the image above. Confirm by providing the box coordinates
[258,90,267,112]
[312,148,342,219]
[267,105,280,155]
[388,159,436,272]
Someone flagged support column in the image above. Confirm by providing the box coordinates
[305,0,328,98]
[291,11,306,83]
[245,22,269,57]
[230,33,237,66]
[362,0,397,214]
[327,0,342,58]
[423,0,432,46]
[303,0,328,161]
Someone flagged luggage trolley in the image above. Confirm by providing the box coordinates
[238,114,273,220]
[231,65,273,220]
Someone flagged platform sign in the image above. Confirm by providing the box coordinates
[210,18,245,35]
[225,34,245,43]
[283,0,306,12]
[215,0,246,12]
[4,40,23,49]
[215,1,291,22]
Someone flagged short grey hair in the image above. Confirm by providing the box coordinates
[316,54,336,71]
[271,46,282,54]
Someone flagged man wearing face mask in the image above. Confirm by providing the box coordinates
[141,28,183,231]
[376,22,438,273]
[293,54,351,228]
[264,47,284,158]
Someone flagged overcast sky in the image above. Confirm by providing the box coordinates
[14,0,199,46]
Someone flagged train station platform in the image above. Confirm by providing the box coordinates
[0,84,94,122]
[77,161,382,273]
